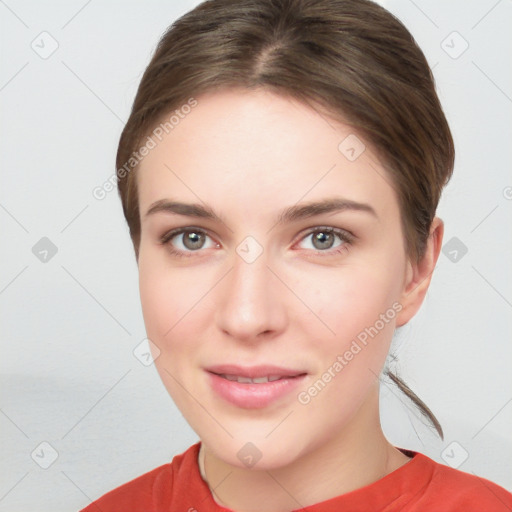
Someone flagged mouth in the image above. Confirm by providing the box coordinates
[212,373,306,384]
[205,364,307,381]
[205,364,308,409]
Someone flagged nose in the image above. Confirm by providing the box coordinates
[214,252,289,343]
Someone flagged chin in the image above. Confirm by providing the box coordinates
[201,430,312,472]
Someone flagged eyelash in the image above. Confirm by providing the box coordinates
[159,226,354,259]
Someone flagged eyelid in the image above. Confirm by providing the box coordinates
[159,225,214,245]
[159,226,220,259]
[294,225,355,245]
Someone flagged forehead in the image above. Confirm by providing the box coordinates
[136,88,399,223]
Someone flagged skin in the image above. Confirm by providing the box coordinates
[136,87,444,511]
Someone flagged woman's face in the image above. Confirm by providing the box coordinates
[137,88,413,469]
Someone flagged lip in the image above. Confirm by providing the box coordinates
[205,364,306,379]
[205,364,307,409]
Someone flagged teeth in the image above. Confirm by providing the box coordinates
[220,374,289,383]
[252,376,269,383]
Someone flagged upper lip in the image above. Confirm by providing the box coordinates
[205,364,307,378]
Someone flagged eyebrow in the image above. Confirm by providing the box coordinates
[144,197,377,225]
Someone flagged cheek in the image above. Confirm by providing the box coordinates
[315,265,402,341]
[294,271,400,419]
[139,251,201,340]
[298,253,405,388]
[138,251,219,378]
[138,254,210,409]
[139,261,177,341]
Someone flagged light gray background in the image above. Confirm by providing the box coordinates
[1,1,511,510]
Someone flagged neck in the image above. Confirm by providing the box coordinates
[198,385,411,512]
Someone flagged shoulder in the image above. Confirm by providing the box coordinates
[408,452,512,511]
[79,442,201,512]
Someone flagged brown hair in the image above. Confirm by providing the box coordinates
[116,0,454,439]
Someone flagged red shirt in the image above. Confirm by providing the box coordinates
[80,442,512,511]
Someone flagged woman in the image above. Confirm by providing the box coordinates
[81,0,512,510]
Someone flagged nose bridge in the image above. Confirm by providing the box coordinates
[214,249,287,341]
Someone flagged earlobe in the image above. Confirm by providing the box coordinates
[396,217,444,327]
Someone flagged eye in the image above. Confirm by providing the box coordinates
[160,227,218,257]
[296,227,353,255]
[160,225,353,258]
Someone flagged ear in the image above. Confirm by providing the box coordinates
[396,217,444,327]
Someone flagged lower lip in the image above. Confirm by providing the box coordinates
[206,372,306,409]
